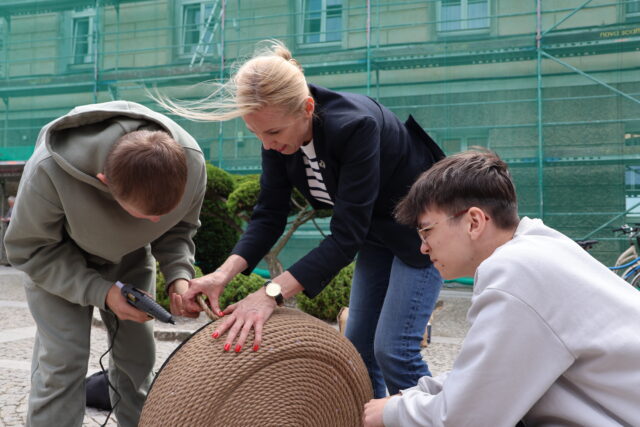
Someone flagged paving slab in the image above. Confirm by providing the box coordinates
[0,266,472,426]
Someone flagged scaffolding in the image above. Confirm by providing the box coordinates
[0,0,638,266]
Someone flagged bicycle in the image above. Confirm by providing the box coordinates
[576,223,640,290]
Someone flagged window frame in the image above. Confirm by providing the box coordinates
[439,132,489,156]
[70,8,96,65]
[0,18,5,77]
[624,164,640,220]
[178,0,216,58]
[298,0,344,47]
[626,0,640,21]
[436,0,491,36]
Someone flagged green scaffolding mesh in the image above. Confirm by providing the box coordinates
[0,0,639,267]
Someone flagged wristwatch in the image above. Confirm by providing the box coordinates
[264,280,284,306]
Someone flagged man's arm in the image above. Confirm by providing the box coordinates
[5,179,113,309]
[382,289,575,427]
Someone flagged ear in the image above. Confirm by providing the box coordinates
[96,173,109,186]
[467,207,489,240]
[304,96,315,118]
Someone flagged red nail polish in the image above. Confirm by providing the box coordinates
[224,343,231,352]
[218,311,225,317]
[212,331,219,339]
[234,344,242,353]
[252,344,259,352]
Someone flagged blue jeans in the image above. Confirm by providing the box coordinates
[344,242,443,398]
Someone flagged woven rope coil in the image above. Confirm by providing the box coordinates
[139,307,372,427]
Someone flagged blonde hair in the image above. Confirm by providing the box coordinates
[154,40,310,121]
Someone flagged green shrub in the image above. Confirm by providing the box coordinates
[296,263,353,321]
[155,264,204,311]
[233,173,260,186]
[194,162,241,274]
[206,163,235,198]
[194,198,240,273]
[227,176,260,215]
[219,273,265,310]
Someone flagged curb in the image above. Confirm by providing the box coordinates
[91,312,208,342]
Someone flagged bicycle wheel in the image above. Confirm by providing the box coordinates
[621,261,640,281]
[615,246,637,273]
[623,262,640,283]
[629,271,640,291]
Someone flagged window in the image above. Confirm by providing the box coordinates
[301,0,343,45]
[71,8,95,64]
[625,165,640,217]
[0,19,5,77]
[438,0,489,33]
[627,0,640,20]
[625,166,640,190]
[0,19,4,51]
[181,1,215,56]
[441,135,488,155]
[625,131,640,146]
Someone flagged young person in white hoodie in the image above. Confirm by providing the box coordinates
[363,149,640,427]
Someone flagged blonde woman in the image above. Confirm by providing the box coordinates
[167,41,445,398]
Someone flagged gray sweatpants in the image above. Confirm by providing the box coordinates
[25,247,156,427]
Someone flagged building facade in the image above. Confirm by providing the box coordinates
[0,0,639,265]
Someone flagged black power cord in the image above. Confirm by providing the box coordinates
[99,316,121,427]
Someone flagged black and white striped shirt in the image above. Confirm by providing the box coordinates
[300,141,333,206]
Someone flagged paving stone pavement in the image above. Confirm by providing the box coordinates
[0,266,471,426]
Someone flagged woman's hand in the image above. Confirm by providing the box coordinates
[211,271,304,352]
[181,269,230,317]
[212,287,277,352]
[168,279,200,318]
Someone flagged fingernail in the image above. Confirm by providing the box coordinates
[252,344,259,352]
[212,331,219,339]
[234,344,242,353]
[218,311,225,317]
[224,343,231,352]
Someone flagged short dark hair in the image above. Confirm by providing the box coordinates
[104,130,187,215]
[395,149,519,230]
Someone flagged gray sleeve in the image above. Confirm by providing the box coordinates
[5,177,113,309]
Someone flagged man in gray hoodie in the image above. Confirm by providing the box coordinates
[5,101,207,426]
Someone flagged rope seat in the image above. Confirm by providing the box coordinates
[139,307,372,426]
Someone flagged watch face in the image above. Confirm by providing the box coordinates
[265,282,282,297]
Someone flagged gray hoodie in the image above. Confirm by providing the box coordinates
[5,101,207,310]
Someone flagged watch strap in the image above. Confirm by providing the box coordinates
[263,280,284,306]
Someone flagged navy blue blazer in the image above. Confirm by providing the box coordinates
[232,84,444,297]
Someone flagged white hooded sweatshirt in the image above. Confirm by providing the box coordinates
[384,217,640,427]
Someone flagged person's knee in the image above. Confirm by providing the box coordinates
[111,327,155,384]
[373,339,402,372]
[373,332,423,371]
[34,353,88,395]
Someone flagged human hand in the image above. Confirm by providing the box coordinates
[362,397,391,427]
[105,283,152,323]
[211,287,276,353]
[181,269,230,317]
[168,278,200,318]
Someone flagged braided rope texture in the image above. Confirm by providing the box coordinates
[139,307,373,426]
